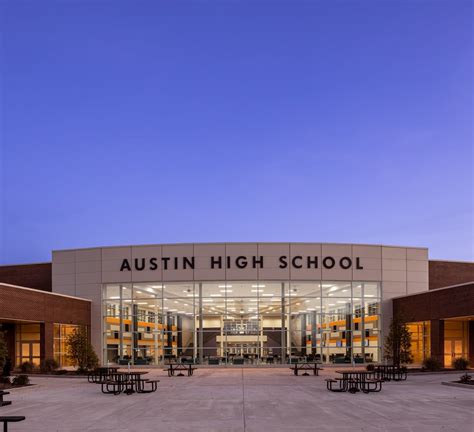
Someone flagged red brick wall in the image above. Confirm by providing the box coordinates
[429,261,474,289]
[0,284,90,325]
[0,263,52,292]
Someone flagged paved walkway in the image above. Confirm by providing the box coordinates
[1,368,473,431]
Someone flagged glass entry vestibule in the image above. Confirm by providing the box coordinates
[103,281,381,365]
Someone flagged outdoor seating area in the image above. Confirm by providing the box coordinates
[373,364,408,381]
[164,363,197,377]
[0,368,471,431]
[289,362,323,376]
[87,367,159,395]
[325,364,408,394]
[0,416,26,432]
[0,391,12,407]
[326,370,383,394]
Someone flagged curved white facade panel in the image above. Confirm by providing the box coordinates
[52,243,429,364]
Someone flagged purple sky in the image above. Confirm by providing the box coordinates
[1,1,472,264]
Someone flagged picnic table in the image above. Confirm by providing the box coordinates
[373,364,407,381]
[101,371,158,395]
[289,362,323,376]
[88,367,119,384]
[0,416,26,431]
[326,369,382,394]
[165,363,196,377]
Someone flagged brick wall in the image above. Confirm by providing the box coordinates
[0,283,90,325]
[0,263,52,292]
[429,260,474,290]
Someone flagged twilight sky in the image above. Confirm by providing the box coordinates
[0,1,472,264]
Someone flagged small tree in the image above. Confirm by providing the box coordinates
[384,315,413,367]
[66,327,99,372]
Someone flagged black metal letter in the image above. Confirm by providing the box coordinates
[322,257,335,269]
[120,259,131,271]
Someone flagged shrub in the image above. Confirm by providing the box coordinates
[20,361,35,373]
[40,358,59,374]
[2,358,12,377]
[12,375,30,386]
[0,376,11,385]
[66,327,99,372]
[452,357,469,371]
[366,364,375,371]
[422,356,442,372]
[459,373,472,384]
[54,369,68,375]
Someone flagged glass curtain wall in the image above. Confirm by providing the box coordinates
[103,281,381,365]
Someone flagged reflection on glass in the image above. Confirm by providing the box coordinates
[102,281,381,365]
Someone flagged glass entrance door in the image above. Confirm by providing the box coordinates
[444,340,463,367]
[19,342,40,365]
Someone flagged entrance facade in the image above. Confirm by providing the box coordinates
[103,280,381,365]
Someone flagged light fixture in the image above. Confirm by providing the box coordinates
[150,285,165,289]
[202,299,213,302]
[342,290,348,293]
[328,286,338,292]
[109,296,120,300]
[218,285,233,288]
[136,302,148,305]
[365,294,375,297]
[336,301,347,304]
[210,294,222,297]
[328,303,335,306]
[261,293,274,297]
[328,293,334,297]
[251,284,266,288]
[135,290,142,294]
[220,289,233,293]
[251,289,264,293]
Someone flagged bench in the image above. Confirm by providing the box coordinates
[289,363,322,376]
[0,392,12,407]
[0,416,26,431]
[137,379,160,393]
[325,378,346,392]
[360,378,383,393]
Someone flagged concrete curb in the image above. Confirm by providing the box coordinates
[441,381,474,390]
[409,370,473,376]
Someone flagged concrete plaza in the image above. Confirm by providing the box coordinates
[2,368,473,432]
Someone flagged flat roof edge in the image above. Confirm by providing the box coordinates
[391,281,474,300]
[51,242,430,253]
[0,282,92,302]
[0,262,51,267]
